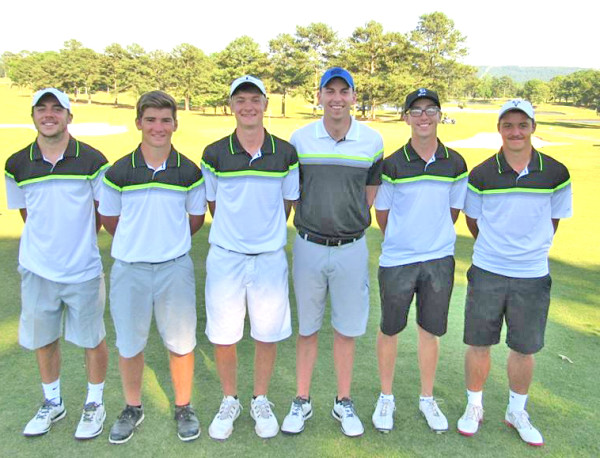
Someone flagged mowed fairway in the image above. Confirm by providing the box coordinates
[1,79,599,457]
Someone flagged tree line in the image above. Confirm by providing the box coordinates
[2,13,599,117]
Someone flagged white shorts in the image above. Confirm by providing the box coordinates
[293,234,370,337]
[109,254,197,358]
[205,245,292,345]
[18,267,106,350]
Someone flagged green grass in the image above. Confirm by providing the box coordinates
[1,79,599,457]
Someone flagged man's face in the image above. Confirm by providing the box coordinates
[230,89,267,129]
[318,78,356,122]
[31,94,72,139]
[135,107,177,148]
[498,111,535,154]
[404,98,440,139]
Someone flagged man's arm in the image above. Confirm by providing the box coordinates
[450,208,460,224]
[101,215,119,236]
[284,200,294,220]
[375,209,389,235]
[19,208,27,222]
[552,218,560,233]
[466,215,479,239]
[94,201,102,233]
[208,201,216,217]
[366,185,379,208]
[189,214,205,235]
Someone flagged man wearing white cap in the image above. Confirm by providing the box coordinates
[457,99,572,446]
[201,75,299,440]
[4,88,109,439]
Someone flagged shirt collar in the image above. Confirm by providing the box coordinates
[402,139,448,162]
[228,129,275,155]
[131,145,180,168]
[316,117,359,141]
[30,136,78,161]
[495,148,543,174]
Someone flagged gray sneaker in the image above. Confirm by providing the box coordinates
[109,405,144,444]
[174,405,200,442]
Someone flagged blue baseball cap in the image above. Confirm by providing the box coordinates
[319,67,354,90]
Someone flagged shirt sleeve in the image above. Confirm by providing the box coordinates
[551,183,572,218]
[374,180,393,211]
[366,138,384,186]
[186,182,207,216]
[464,186,482,219]
[91,166,108,201]
[201,164,217,202]
[450,176,468,210]
[282,166,300,201]
[5,174,26,209]
[98,181,122,216]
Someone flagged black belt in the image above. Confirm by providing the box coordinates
[298,230,363,247]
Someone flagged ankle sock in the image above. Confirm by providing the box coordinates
[42,379,60,403]
[467,389,483,408]
[508,390,528,412]
[85,381,104,405]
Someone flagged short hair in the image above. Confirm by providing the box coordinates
[136,91,177,121]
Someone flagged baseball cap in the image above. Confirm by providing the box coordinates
[32,88,71,110]
[404,88,440,110]
[230,75,267,97]
[319,67,354,90]
[498,99,535,121]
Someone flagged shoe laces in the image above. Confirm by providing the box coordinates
[511,410,534,430]
[252,397,274,419]
[119,405,141,422]
[290,397,307,417]
[36,399,60,419]
[81,402,100,422]
[175,405,195,422]
[217,398,240,420]
[465,403,483,421]
[422,398,443,417]
[377,398,393,417]
[338,398,356,418]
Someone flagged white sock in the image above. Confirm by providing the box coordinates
[467,389,483,408]
[379,393,394,401]
[42,379,61,403]
[419,395,433,403]
[86,382,105,405]
[508,390,528,413]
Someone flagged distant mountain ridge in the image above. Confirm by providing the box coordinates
[477,66,586,83]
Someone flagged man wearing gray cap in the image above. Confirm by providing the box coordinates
[4,88,109,439]
[457,99,572,446]
[201,75,299,440]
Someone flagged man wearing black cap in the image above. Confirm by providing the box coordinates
[281,67,383,437]
[457,99,572,446]
[4,88,109,439]
[371,88,467,434]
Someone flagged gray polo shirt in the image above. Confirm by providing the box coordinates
[291,118,383,238]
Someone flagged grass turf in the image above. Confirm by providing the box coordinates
[0,79,599,457]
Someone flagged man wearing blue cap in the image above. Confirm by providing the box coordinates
[457,99,572,446]
[4,88,109,439]
[281,67,383,437]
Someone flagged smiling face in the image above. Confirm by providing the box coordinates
[318,78,356,123]
[31,94,72,140]
[230,86,267,130]
[405,98,440,140]
[135,107,177,149]
[498,110,536,155]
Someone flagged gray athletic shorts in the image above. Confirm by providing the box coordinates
[379,255,455,337]
[463,265,552,355]
[18,266,106,350]
[292,234,370,337]
[109,254,197,358]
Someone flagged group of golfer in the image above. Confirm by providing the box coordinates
[4,66,571,447]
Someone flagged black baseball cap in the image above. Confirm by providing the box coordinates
[405,88,440,110]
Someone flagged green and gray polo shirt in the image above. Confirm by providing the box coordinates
[5,137,109,283]
[465,149,572,278]
[201,129,299,254]
[291,117,383,238]
[100,145,206,263]
[374,140,468,267]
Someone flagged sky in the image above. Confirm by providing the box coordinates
[2,0,597,69]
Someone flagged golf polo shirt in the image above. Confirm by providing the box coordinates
[201,129,299,254]
[100,146,206,263]
[291,117,383,238]
[4,138,108,283]
[465,149,572,278]
[375,140,468,267]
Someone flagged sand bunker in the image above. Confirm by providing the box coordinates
[0,123,127,136]
[445,133,567,150]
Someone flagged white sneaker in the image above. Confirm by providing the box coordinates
[250,395,279,439]
[372,395,395,432]
[74,402,106,439]
[504,407,544,446]
[208,396,241,440]
[419,398,448,433]
[23,398,66,436]
[457,403,484,436]
[281,397,313,434]
[331,398,364,437]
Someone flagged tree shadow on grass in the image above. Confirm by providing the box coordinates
[536,120,600,130]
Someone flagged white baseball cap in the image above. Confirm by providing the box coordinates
[32,88,71,110]
[498,99,534,121]
[229,75,267,97]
